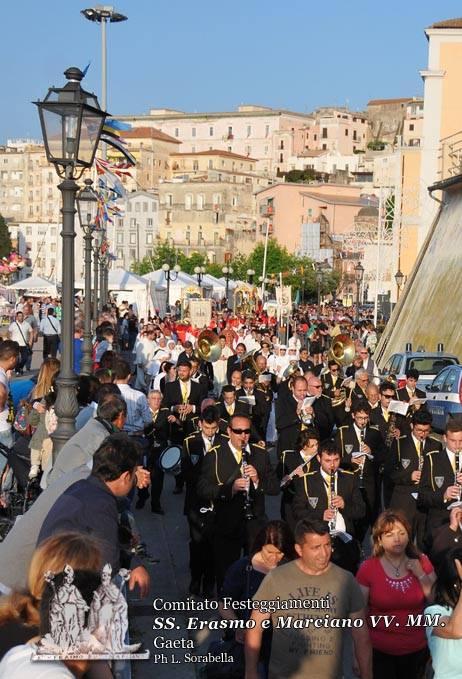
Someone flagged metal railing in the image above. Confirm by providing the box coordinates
[438,131,462,180]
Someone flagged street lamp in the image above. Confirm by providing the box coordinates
[315,266,323,307]
[354,261,365,323]
[194,265,206,287]
[222,265,234,307]
[93,228,103,326]
[247,268,255,285]
[34,66,107,458]
[162,263,181,312]
[395,269,405,300]
[76,178,98,375]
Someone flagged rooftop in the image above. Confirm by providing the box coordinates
[367,98,412,106]
[429,17,462,29]
[301,191,365,207]
[171,149,257,162]
[123,127,180,144]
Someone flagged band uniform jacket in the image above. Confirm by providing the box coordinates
[417,448,457,540]
[312,394,336,441]
[143,407,170,450]
[226,355,244,383]
[292,469,365,533]
[275,394,305,455]
[196,441,279,537]
[369,406,394,445]
[388,434,442,520]
[321,371,344,400]
[350,384,368,409]
[181,431,228,515]
[190,371,210,402]
[335,424,385,502]
[277,449,320,509]
[396,386,428,433]
[236,387,268,440]
[163,379,203,439]
[397,386,427,402]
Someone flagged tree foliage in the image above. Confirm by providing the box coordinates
[0,214,12,259]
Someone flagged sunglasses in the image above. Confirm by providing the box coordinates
[383,394,394,399]
[230,428,251,435]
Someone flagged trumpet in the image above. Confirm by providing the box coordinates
[241,448,255,521]
[328,469,338,534]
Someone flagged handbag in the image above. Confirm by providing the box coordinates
[13,401,34,437]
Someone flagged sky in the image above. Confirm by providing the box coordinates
[3,0,462,142]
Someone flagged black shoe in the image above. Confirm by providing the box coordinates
[151,505,165,515]
[189,580,201,596]
[135,498,146,509]
[173,486,183,495]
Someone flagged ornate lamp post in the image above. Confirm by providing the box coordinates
[247,268,255,285]
[92,228,102,327]
[222,265,234,306]
[315,266,323,307]
[99,238,108,312]
[162,263,181,312]
[76,178,98,375]
[34,66,107,458]
[354,262,365,323]
[194,265,206,287]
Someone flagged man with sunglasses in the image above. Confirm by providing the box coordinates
[197,414,278,593]
[321,359,344,401]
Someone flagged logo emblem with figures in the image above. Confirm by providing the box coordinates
[435,476,445,489]
[401,459,411,469]
[308,496,318,508]
[345,444,353,455]
[32,564,149,661]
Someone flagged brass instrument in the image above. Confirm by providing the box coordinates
[385,412,397,447]
[282,361,301,380]
[242,349,259,374]
[196,329,222,363]
[241,448,255,520]
[328,334,356,367]
[328,469,337,534]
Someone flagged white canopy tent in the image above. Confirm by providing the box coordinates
[7,275,58,297]
[142,269,212,304]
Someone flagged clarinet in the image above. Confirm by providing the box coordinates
[328,469,337,534]
[359,428,366,489]
[455,450,461,500]
[241,448,255,521]
[280,457,313,489]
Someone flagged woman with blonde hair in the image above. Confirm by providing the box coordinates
[27,359,60,480]
[0,531,102,659]
[356,509,436,679]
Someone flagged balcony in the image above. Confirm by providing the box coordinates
[438,131,462,180]
[259,203,274,217]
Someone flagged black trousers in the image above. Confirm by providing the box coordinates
[214,518,262,595]
[43,334,59,359]
[372,647,429,679]
[138,444,165,508]
[17,346,30,372]
[188,509,215,590]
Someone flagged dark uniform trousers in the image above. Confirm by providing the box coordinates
[276,449,319,530]
[369,405,396,510]
[292,469,365,573]
[417,448,456,550]
[181,432,228,594]
[387,434,441,550]
[138,408,170,508]
[335,423,385,544]
[197,441,278,593]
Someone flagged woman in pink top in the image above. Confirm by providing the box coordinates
[356,509,436,679]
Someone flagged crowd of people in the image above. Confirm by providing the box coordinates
[0,297,460,678]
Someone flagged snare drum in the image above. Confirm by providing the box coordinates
[158,445,182,475]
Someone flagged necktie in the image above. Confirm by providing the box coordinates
[181,382,188,403]
[383,409,389,423]
[235,448,242,464]
[226,404,234,416]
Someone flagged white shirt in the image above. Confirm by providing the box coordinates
[117,383,152,433]
[39,316,61,336]
[0,644,74,678]
[0,367,10,432]
[8,320,32,346]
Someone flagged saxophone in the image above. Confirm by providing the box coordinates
[328,469,337,534]
[385,412,397,447]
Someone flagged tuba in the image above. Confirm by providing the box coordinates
[328,334,356,407]
[195,329,222,363]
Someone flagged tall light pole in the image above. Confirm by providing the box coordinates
[76,179,99,375]
[81,5,128,303]
[222,265,233,308]
[162,263,180,313]
[247,268,255,285]
[315,266,323,307]
[261,220,270,300]
[394,268,405,302]
[93,229,102,326]
[194,265,206,287]
[354,262,365,324]
[35,67,107,458]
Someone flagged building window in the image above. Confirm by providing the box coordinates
[129,233,136,245]
[197,226,202,245]
[175,128,179,137]
[26,226,32,236]
[208,159,213,169]
[247,125,251,137]
[127,202,132,212]
[147,218,153,226]
[192,127,196,137]
[279,153,283,162]
[209,126,214,136]
[135,202,140,212]
[185,194,192,210]
[146,233,153,245]
[130,218,136,227]
[191,146,196,153]
[322,128,328,138]
[264,146,268,155]
[166,194,173,207]
[232,195,238,207]
[227,126,233,137]
[193,161,199,171]
[130,249,136,260]
[322,144,327,150]
[353,130,357,141]
[409,124,415,131]
[143,202,148,212]
[265,125,270,138]
[245,145,251,155]
[117,232,124,244]
[345,129,348,136]
[146,249,153,258]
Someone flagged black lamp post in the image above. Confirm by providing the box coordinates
[395,268,405,301]
[162,262,181,312]
[354,262,365,323]
[76,178,98,375]
[222,265,234,306]
[194,265,206,287]
[247,268,255,285]
[92,229,102,327]
[315,267,323,307]
[34,66,107,458]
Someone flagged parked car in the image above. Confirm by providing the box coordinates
[425,365,462,432]
[380,348,459,392]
